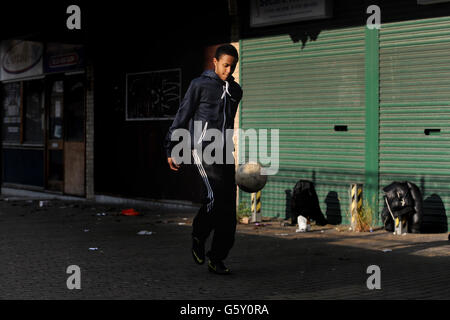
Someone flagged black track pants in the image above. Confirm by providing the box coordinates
[191,150,237,262]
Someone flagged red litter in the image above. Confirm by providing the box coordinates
[122,208,140,216]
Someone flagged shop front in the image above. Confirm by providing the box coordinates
[1,40,87,196]
[238,0,450,231]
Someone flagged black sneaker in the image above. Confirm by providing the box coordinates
[208,260,231,275]
[192,237,205,265]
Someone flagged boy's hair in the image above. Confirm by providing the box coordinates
[215,44,239,61]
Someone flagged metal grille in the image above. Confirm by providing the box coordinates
[380,17,450,231]
[240,26,366,224]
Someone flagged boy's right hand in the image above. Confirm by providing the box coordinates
[167,157,180,171]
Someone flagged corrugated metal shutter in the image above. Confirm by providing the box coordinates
[240,26,366,224]
[380,17,450,232]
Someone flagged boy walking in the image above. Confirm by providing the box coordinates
[164,44,242,275]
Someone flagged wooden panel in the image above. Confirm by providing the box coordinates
[64,141,85,196]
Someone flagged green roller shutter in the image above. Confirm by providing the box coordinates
[380,17,450,232]
[239,26,366,224]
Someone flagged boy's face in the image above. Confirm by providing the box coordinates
[213,54,237,81]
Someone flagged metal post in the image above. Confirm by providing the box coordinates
[350,183,363,231]
[394,216,408,235]
[251,190,262,223]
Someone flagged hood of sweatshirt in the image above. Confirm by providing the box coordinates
[201,69,235,83]
[164,68,242,158]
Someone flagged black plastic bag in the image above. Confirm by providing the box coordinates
[383,182,415,218]
[382,181,423,233]
[291,180,328,226]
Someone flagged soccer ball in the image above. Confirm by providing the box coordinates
[235,162,268,193]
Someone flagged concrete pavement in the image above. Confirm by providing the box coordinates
[0,196,448,300]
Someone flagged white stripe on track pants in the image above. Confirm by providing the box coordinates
[191,150,237,262]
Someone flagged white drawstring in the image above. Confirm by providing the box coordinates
[221,81,230,99]
[220,81,230,147]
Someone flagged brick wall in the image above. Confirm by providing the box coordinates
[231,41,240,167]
[231,41,241,209]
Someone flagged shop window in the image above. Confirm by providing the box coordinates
[2,80,45,145]
[2,82,21,143]
[23,80,45,144]
[49,80,64,140]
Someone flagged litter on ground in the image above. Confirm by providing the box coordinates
[122,209,140,216]
[137,230,153,235]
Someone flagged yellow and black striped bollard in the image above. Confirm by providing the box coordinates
[350,184,363,231]
[251,190,262,223]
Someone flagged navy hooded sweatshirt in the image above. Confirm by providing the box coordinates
[164,69,243,160]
